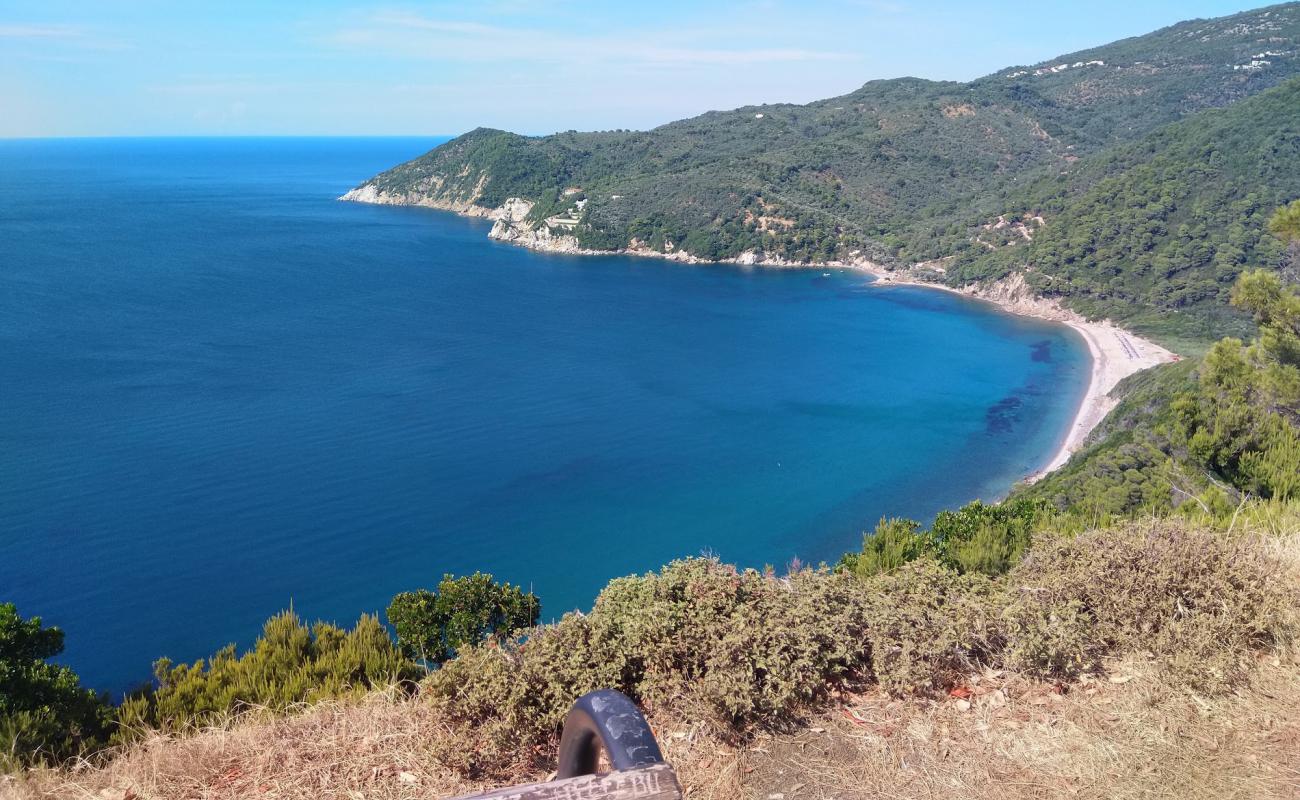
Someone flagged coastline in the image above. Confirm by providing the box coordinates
[860,269,1179,480]
[340,188,1180,479]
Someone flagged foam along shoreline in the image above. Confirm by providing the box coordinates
[339,189,1179,479]
[860,269,1179,480]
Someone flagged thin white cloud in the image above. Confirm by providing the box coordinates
[325,10,857,67]
[369,13,510,36]
[148,80,296,97]
[0,23,83,38]
[846,0,907,11]
[0,22,132,52]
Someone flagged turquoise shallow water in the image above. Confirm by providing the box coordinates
[0,138,1089,694]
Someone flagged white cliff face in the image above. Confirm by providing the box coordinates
[488,222,584,253]
[338,183,496,217]
[338,184,385,204]
[956,272,1088,324]
[486,198,585,252]
[487,197,534,223]
[727,249,887,271]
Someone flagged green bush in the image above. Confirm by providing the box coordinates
[0,604,113,769]
[929,499,1046,574]
[1268,199,1300,246]
[839,500,1049,578]
[386,572,539,664]
[1172,270,1300,501]
[422,559,877,778]
[839,517,929,577]
[117,611,418,734]
[857,560,1000,695]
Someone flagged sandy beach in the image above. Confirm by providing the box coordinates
[860,268,1179,479]
[1035,318,1175,474]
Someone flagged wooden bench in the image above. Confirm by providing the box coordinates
[449,690,684,800]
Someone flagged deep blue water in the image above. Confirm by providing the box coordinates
[0,138,1089,695]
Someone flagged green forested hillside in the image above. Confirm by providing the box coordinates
[349,3,1300,343]
[964,3,1300,148]
[946,77,1300,342]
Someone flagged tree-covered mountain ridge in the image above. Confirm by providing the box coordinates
[344,2,1300,343]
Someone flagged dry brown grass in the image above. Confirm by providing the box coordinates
[8,653,1299,800]
[1,688,479,800]
[731,654,1300,800]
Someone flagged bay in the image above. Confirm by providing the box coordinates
[0,137,1088,694]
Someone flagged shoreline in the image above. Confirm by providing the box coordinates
[340,188,1180,479]
[854,269,1179,480]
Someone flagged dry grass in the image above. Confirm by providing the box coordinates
[732,654,1300,800]
[8,653,1299,800]
[1,688,479,800]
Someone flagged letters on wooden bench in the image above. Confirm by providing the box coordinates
[447,763,684,800]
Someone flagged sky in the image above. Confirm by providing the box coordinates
[0,0,1273,138]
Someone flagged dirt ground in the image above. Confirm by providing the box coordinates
[670,656,1300,800]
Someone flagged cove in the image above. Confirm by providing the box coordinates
[0,138,1089,694]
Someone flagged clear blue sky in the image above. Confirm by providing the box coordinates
[0,0,1270,137]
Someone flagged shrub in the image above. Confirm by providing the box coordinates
[1002,522,1294,690]
[422,559,877,778]
[386,573,539,664]
[421,523,1297,779]
[599,561,874,729]
[858,560,1002,694]
[999,596,1103,679]
[0,604,113,769]
[839,500,1050,578]
[839,517,929,577]
[929,499,1047,575]
[117,611,418,734]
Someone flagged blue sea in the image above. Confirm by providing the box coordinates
[0,138,1089,695]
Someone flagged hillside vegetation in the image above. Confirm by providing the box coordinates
[946,78,1300,341]
[1015,267,1300,517]
[8,516,1299,799]
[349,3,1300,342]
